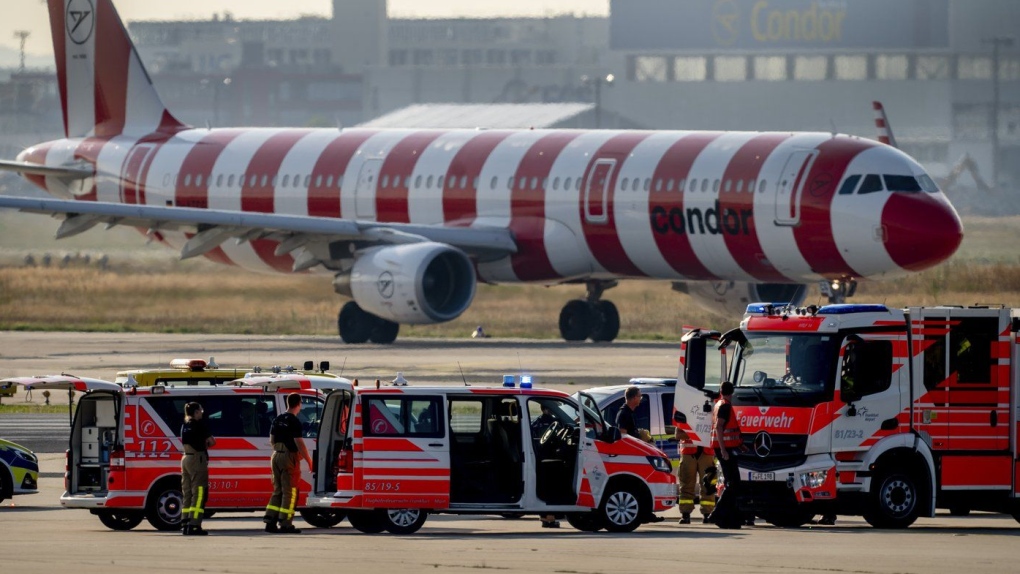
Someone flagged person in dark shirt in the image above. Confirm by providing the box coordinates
[180,401,215,536]
[615,386,641,438]
[263,393,312,534]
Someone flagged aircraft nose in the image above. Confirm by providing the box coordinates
[881,192,963,271]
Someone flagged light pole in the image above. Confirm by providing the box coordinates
[982,36,1014,187]
[581,73,615,129]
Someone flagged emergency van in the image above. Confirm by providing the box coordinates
[0,373,349,531]
[307,376,677,533]
[674,303,1020,528]
[114,358,334,387]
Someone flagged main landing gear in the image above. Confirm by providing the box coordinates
[558,280,620,342]
[818,278,857,304]
[337,301,400,344]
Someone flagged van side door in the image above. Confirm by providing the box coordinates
[314,390,354,496]
[360,393,449,508]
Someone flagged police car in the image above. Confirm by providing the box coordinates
[0,438,39,503]
[579,378,684,464]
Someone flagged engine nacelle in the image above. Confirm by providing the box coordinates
[673,281,808,318]
[337,242,476,325]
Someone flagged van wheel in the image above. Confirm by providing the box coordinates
[146,482,184,531]
[300,508,347,528]
[566,512,604,532]
[600,484,645,533]
[760,508,814,528]
[97,511,144,531]
[347,510,387,533]
[863,468,921,529]
[382,509,428,534]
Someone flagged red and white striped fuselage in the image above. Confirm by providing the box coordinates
[19,126,962,285]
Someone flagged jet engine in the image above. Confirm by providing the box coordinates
[335,242,476,324]
[673,281,808,318]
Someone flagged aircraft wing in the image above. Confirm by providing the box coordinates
[0,195,517,270]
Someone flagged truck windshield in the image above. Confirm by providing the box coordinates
[730,333,837,406]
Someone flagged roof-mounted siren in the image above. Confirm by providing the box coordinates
[502,375,515,388]
[872,101,898,148]
[170,358,207,371]
[519,375,533,389]
[303,361,330,374]
[817,304,890,315]
[744,302,797,316]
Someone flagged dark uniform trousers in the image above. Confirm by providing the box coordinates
[678,449,716,516]
[181,447,209,528]
[264,445,301,526]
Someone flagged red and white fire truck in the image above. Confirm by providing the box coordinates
[674,303,1020,528]
[307,376,677,533]
[0,374,349,531]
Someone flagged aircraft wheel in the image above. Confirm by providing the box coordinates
[590,300,620,342]
[559,300,592,341]
[338,301,371,344]
[369,319,400,344]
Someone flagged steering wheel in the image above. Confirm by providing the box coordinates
[539,421,562,446]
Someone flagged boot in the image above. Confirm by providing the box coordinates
[264,521,279,533]
[679,513,691,524]
[181,523,191,536]
[278,524,302,534]
[190,526,209,536]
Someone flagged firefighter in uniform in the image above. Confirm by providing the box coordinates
[708,381,745,529]
[180,402,215,535]
[263,393,312,534]
[674,423,716,524]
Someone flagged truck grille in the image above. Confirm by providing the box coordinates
[736,432,807,472]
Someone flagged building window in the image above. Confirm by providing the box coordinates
[413,49,434,66]
[794,56,827,80]
[462,49,482,65]
[959,56,993,80]
[876,55,909,80]
[754,56,787,81]
[635,56,669,82]
[714,56,747,81]
[1001,58,1020,81]
[536,50,556,65]
[442,49,458,66]
[389,50,408,66]
[486,49,506,65]
[835,55,867,80]
[510,49,532,65]
[674,56,706,82]
[916,56,950,80]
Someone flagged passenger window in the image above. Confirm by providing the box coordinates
[282,174,290,187]
[437,175,445,188]
[415,175,422,189]
[666,179,674,192]
[621,177,629,191]
[527,397,576,439]
[858,174,884,194]
[363,397,444,438]
[490,176,497,190]
[460,175,468,189]
[841,340,893,400]
[838,174,861,195]
[450,399,483,434]
[227,174,235,187]
[195,174,203,187]
[883,174,923,193]
[564,177,571,190]
[315,175,323,187]
[661,393,675,434]
[380,175,389,189]
[298,396,324,439]
[216,174,223,187]
[240,397,276,437]
[326,175,334,187]
[701,179,709,192]
[552,177,560,191]
[183,174,192,187]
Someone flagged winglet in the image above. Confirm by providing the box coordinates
[872,101,898,148]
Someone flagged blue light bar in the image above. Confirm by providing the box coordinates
[519,375,532,389]
[817,304,889,315]
[502,374,515,388]
[745,302,793,315]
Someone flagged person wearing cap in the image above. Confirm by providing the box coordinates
[180,402,215,535]
[263,393,312,534]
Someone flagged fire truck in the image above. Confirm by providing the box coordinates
[674,303,1020,528]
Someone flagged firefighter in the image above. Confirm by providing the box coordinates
[674,421,715,524]
[263,393,312,534]
[708,381,745,529]
[180,401,215,536]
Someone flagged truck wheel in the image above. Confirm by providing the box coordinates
[97,511,145,531]
[145,482,184,531]
[863,468,921,529]
[347,509,387,533]
[599,484,645,533]
[566,512,604,532]
[382,509,428,534]
[300,508,347,528]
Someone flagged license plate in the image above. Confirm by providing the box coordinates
[749,472,775,481]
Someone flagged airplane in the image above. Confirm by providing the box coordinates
[0,0,963,344]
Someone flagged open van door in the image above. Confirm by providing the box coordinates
[1,375,123,425]
[576,392,610,509]
[673,329,726,449]
[313,388,354,498]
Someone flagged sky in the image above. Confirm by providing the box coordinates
[3,0,609,64]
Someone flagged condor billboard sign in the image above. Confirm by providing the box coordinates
[610,0,949,51]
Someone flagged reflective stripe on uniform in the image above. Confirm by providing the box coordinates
[282,487,298,518]
[194,486,206,520]
[266,504,282,512]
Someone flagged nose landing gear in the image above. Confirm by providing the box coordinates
[818,278,857,304]
[558,280,620,342]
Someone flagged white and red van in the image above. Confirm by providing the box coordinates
[308,377,677,533]
[1,373,349,531]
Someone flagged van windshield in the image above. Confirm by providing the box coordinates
[730,333,838,407]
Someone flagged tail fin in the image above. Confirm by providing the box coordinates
[48,0,186,138]
[871,101,898,148]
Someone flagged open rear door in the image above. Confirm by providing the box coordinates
[313,389,354,497]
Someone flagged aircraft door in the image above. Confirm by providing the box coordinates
[120,144,156,204]
[773,150,818,226]
[355,159,382,219]
[584,159,615,224]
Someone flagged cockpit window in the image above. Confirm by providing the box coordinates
[917,174,940,193]
[883,175,923,193]
[837,174,861,195]
[858,174,884,194]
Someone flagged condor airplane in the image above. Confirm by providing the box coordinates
[0,0,963,344]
